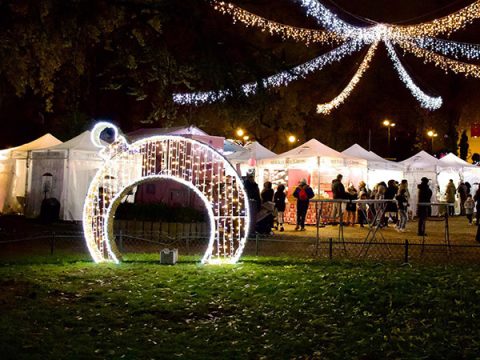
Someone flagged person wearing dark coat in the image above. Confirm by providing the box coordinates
[293,178,315,231]
[244,174,261,236]
[417,177,432,236]
[458,182,468,216]
[331,174,346,224]
[261,181,274,203]
[384,180,399,226]
[273,184,286,232]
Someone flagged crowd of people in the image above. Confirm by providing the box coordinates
[243,172,480,237]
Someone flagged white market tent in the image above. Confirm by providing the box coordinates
[25,131,102,221]
[399,150,441,215]
[257,138,367,196]
[437,153,480,202]
[342,144,404,188]
[227,141,276,176]
[0,134,62,214]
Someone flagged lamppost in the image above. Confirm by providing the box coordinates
[427,130,438,152]
[382,119,396,155]
[288,135,297,145]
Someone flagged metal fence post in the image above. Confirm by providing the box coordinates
[256,234,259,256]
[50,231,56,255]
[404,239,409,264]
[329,237,333,260]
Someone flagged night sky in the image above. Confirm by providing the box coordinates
[1,0,479,159]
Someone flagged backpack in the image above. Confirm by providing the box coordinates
[298,187,308,201]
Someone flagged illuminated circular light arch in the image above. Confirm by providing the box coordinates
[83,122,250,264]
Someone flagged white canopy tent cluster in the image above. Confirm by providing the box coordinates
[1,129,479,221]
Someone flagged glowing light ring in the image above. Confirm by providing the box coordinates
[83,123,250,265]
[317,41,378,114]
[173,38,367,105]
[385,40,443,110]
[91,122,119,149]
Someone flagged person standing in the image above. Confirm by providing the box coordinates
[293,178,314,231]
[465,194,475,225]
[346,184,358,226]
[331,174,346,225]
[273,184,286,232]
[417,177,432,236]
[458,181,468,216]
[395,188,409,232]
[445,179,456,216]
[385,180,398,226]
[261,181,274,203]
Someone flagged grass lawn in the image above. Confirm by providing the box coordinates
[1,254,480,359]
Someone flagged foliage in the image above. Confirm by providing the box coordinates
[1,256,480,359]
[115,202,205,222]
[472,153,480,165]
[459,130,469,160]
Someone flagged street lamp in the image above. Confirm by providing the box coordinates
[288,135,297,144]
[236,129,245,137]
[427,130,438,152]
[382,119,396,155]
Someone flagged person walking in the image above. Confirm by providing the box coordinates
[293,178,314,231]
[417,177,432,236]
[273,184,286,232]
[445,179,456,216]
[331,174,346,225]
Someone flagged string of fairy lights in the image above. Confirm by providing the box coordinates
[83,122,250,265]
[173,0,480,113]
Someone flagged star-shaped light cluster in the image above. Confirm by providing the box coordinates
[173,0,480,113]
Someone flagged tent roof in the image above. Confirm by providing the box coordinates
[15,133,62,151]
[128,125,208,141]
[227,141,276,162]
[342,144,386,162]
[224,140,245,154]
[399,150,440,170]
[342,144,403,170]
[45,131,98,152]
[275,138,346,159]
[438,153,477,168]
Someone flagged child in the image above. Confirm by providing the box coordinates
[273,184,286,232]
[357,192,368,227]
[465,194,475,225]
[395,188,409,232]
[346,185,358,226]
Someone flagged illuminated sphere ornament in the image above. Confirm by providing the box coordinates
[83,122,250,264]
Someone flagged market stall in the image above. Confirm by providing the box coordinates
[342,144,404,188]
[227,141,276,177]
[0,134,62,214]
[25,131,102,221]
[399,150,440,216]
[257,139,367,224]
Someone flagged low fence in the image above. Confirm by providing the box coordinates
[1,227,480,265]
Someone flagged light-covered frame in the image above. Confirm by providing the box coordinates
[83,122,250,264]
